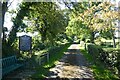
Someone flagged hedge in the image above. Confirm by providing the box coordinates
[87,43,120,78]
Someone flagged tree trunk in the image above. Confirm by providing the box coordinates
[2,2,8,43]
[111,29,116,48]
[0,2,2,59]
[41,35,45,43]
[0,2,2,37]
[112,34,116,48]
[41,32,46,44]
[90,31,95,43]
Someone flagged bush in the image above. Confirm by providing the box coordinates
[82,38,85,41]
[86,39,90,43]
[87,43,120,78]
[2,43,18,58]
[100,42,106,46]
[87,44,99,58]
[32,43,70,78]
[33,42,46,51]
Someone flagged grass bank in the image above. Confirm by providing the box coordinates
[80,46,119,80]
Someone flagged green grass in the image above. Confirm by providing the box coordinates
[80,46,119,80]
[103,47,120,52]
[99,39,120,42]
[32,43,71,78]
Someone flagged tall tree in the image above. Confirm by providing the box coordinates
[65,2,98,42]
[1,0,14,43]
[8,2,32,46]
[66,1,120,45]
[81,2,120,47]
[2,1,8,44]
[24,2,68,45]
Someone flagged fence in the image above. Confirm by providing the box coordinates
[37,52,49,65]
[34,44,69,66]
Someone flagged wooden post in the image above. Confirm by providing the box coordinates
[47,53,49,63]
[29,50,32,58]
[85,43,86,50]
[39,57,41,65]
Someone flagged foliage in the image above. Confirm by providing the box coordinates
[23,2,69,45]
[87,43,99,60]
[32,35,46,51]
[87,43,120,78]
[65,1,120,44]
[77,2,119,31]
[80,46,119,80]
[3,2,70,56]
[2,43,18,58]
[2,2,34,57]
[65,2,91,41]
[2,1,9,44]
[100,30,113,39]
[32,43,70,78]
[8,2,32,46]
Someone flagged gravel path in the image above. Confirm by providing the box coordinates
[47,44,94,80]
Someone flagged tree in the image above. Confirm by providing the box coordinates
[8,2,32,46]
[0,2,1,33]
[65,2,99,43]
[1,0,14,44]
[85,2,120,47]
[23,2,68,45]
[2,1,8,44]
[66,1,120,45]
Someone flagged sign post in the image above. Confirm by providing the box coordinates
[19,35,32,51]
[19,35,32,58]
[19,35,33,69]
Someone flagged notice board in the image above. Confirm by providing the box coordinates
[19,35,32,51]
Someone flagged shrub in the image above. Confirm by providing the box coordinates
[32,43,70,78]
[100,42,106,46]
[87,44,99,57]
[33,42,46,51]
[2,43,18,58]
[87,44,120,78]
[86,39,90,43]
[82,38,85,41]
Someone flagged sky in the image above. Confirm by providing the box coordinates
[4,0,67,37]
[4,0,120,37]
[4,0,22,30]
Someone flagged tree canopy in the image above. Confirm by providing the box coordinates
[2,1,120,56]
[65,1,120,45]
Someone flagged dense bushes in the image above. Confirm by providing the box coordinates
[2,43,19,58]
[103,48,120,77]
[87,44,99,59]
[87,43,120,78]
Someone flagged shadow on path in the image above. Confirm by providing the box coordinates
[47,44,94,80]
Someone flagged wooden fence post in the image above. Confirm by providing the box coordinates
[38,52,50,65]
[47,53,49,63]
[39,57,41,65]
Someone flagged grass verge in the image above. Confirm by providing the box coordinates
[32,43,71,78]
[80,46,119,80]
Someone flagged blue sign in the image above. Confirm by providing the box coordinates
[19,35,32,51]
